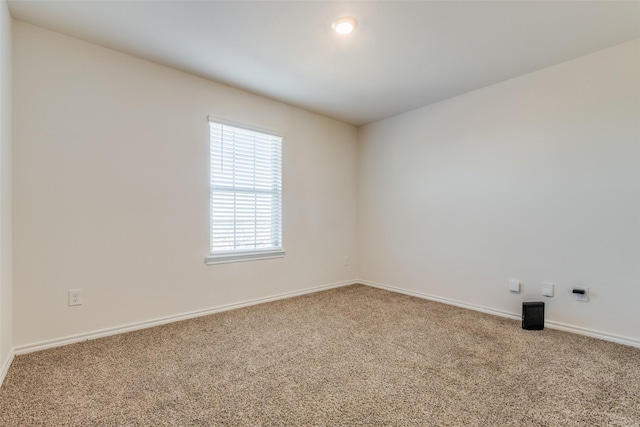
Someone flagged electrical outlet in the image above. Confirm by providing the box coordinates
[343,256,349,266]
[573,287,589,302]
[69,289,82,306]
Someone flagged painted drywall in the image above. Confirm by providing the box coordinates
[358,39,640,342]
[0,0,13,376]
[12,21,358,348]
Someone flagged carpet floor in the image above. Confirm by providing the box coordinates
[1,284,639,426]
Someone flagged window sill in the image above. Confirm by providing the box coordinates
[205,250,286,266]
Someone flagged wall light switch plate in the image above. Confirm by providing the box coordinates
[508,279,521,293]
[542,282,554,297]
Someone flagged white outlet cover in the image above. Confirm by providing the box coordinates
[508,279,521,293]
[574,287,589,302]
[69,289,83,306]
[542,282,554,297]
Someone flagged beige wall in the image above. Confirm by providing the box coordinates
[12,22,358,348]
[9,18,640,354]
[358,40,640,343]
[0,0,13,377]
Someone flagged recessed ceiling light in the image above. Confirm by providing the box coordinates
[332,17,357,35]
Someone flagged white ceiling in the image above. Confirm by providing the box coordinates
[7,1,640,126]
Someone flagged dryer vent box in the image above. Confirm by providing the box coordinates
[522,301,545,330]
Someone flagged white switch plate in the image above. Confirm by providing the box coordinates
[508,279,521,293]
[542,282,554,297]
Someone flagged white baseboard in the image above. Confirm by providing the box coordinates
[14,278,639,357]
[0,350,14,388]
[14,280,357,356]
[359,279,640,349]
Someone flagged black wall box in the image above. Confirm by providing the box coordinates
[522,301,545,330]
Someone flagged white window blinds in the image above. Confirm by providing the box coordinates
[208,120,283,263]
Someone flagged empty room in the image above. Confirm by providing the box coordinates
[1,0,639,425]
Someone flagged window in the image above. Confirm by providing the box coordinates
[205,118,284,265]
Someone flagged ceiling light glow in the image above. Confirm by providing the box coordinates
[332,17,357,35]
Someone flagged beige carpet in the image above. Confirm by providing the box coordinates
[1,284,639,426]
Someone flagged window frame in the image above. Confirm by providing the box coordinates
[205,117,285,265]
